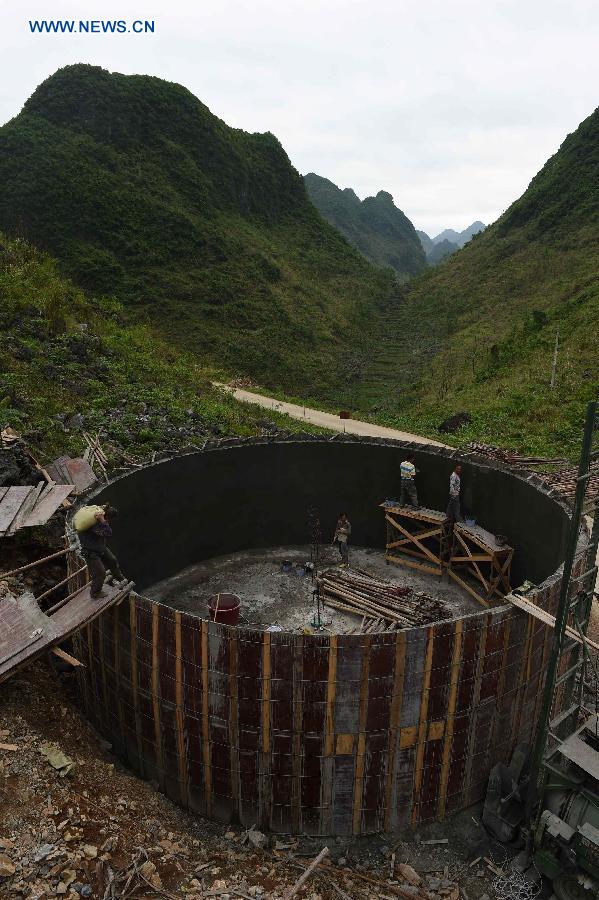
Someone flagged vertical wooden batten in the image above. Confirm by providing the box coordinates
[437,619,463,819]
[113,605,125,753]
[291,634,304,834]
[151,604,164,789]
[321,635,338,832]
[352,636,372,834]
[260,632,272,829]
[201,619,212,817]
[174,611,189,806]
[383,631,406,831]
[510,614,534,751]
[228,629,240,819]
[129,595,145,777]
[462,614,489,803]
[412,627,434,825]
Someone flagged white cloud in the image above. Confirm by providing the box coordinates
[0,0,597,234]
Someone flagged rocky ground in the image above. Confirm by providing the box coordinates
[0,664,518,900]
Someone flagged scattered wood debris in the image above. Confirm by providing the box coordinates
[46,456,97,495]
[464,441,599,505]
[284,847,329,899]
[540,461,599,505]
[0,483,74,536]
[464,442,566,468]
[82,431,109,482]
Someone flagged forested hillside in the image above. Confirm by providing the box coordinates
[0,65,395,395]
[304,173,426,278]
[350,107,599,456]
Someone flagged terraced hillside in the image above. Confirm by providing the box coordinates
[348,107,599,456]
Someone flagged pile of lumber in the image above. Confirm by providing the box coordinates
[318,568,450,631]
[465,442,599,507]
[540,462,599,506]
[465,442,566,469]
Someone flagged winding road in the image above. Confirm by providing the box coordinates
[216,384,448,447]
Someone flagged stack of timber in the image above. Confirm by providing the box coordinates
[465,442,567,469]
[318,568,450,631]
[541,462,599,506]
[465,442,599,506]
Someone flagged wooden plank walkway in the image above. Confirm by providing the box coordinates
[0,580,133,683]
[0,482,74,535]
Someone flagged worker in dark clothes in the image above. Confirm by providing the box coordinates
[79,504,126,599]
[333,512,352,566]
[446,464,463,523]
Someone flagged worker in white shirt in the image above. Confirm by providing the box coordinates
[447,464,463,522]
[400,454,419,507]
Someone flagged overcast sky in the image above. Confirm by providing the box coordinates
[1,0,597,235]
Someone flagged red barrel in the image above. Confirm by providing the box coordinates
[208,593,241,625]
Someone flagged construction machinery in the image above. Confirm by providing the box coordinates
[484,398,599,899]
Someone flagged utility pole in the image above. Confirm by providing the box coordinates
[550,328,559,389]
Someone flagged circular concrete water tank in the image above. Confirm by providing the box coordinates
[68,435,585,835]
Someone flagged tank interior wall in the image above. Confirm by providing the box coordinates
[95,438,570,590]
[71,437,581,835]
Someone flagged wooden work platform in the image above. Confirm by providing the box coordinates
[0,483,74,536]
[0,580,133,683]
[379,505,514,607]
[448,523,513,608]
[381,503,450,577]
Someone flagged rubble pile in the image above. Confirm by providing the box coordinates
[0,664,502,900]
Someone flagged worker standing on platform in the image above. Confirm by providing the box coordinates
[400,454,419,507]
[79,505,126,599]
[447,464,463,522]
[333,512,352,566]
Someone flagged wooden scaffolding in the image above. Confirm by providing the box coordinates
[448,523,513,607]
[380,505,514,607]
[382,504,450,577]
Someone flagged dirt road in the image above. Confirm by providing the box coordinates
[216,384,449,447]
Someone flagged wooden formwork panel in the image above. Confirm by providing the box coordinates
[73,582,572,836]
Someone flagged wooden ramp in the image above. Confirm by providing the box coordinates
[0,483,74,536]
[0,580,133,683]
[508,592,599,653]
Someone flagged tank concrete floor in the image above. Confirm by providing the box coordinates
[146,545,482,634]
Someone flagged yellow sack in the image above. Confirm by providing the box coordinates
[73,505,104,533]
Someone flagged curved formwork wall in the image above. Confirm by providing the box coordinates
[71,436,583,835]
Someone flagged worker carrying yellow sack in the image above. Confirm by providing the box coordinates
[74,503,127,600]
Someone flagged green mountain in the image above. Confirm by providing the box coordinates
[416,230,434,255]
[0,65,394,395]
[427,238,460,266]
[351,107,599,456]
[416,222,485,267]
[304,174,427,278]
[0,235,323,460]
[433,221,486,248]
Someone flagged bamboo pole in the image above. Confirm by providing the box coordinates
[2,547,70,578]
[36,565,87,603]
